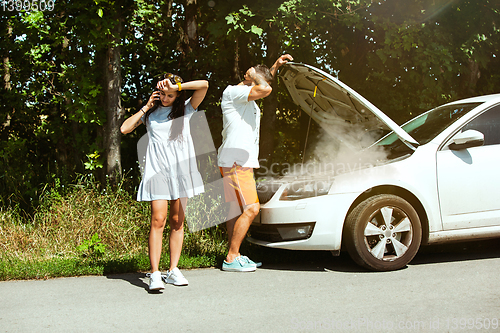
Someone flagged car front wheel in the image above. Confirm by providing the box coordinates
[345,194,422,271]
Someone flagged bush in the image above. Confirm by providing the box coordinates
[0,175,227,280]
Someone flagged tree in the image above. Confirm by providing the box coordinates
[1,0,499,211]
[99,1,128,185]
[339,0,500,122]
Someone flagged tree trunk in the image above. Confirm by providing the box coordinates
[2,21,12,136]
[462,58,480,97]
[104,17,124,185]
[164,0,173,17]
[260,28,279,168]
[181,0,198,74]
[185,0,197,45]
[232,38,241,82]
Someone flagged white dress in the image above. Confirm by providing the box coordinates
[137,98,204,201]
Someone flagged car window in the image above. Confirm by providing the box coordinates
[377,103,480,147]
[373,102,481,159]
[461,105,500,146]
[408,103,482,145]
[377,113,428,146]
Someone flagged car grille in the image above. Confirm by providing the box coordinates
[249,222,315,243]
[249,224,283,242]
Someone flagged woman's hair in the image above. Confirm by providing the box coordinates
[144,73,186,141]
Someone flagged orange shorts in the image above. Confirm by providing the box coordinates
[220,164,259,206]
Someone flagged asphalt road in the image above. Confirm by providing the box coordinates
[1,239,500,333]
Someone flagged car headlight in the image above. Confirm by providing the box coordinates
[279,179,333,201]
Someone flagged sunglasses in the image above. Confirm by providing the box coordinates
[164,73,183,83]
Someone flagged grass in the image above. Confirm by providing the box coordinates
[0,175,335,281]
[0,175,228,281]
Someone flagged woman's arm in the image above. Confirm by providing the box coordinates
[158,79,209,110]
[120,91,159,134]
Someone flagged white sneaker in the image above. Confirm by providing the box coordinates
[164,267,189,286]
[147,271,165,291]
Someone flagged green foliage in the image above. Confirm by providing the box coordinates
[1,0,499,265]
[84,151,105,171]
[76,233,107,259]
[225,5,263,36]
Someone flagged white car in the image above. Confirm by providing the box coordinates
[249,63,500,271]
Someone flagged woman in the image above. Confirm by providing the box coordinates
[121,73,209,291]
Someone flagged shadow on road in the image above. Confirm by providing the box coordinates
[103,239,500,280]
[410,238,500,266]
[248,246,364,273]
[105,273,164,293]
[252,238,500,273]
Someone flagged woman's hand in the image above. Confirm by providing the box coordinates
[146,90,160,109]
[157,79,178,93]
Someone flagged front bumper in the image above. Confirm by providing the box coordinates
[248,193,359,251]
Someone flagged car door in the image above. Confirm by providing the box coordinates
[436,104,500,230]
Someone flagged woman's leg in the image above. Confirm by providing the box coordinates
[149,200,168,272]
[168,198,187,271]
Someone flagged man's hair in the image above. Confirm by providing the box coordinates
[254,64,273,84]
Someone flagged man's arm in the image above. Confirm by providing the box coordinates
[248,69,272,102]
[269,54,294,78]
[247,54,293,101]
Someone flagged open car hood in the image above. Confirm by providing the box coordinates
[279,63,419,149]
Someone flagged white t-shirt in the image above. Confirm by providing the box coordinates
[217,84,261,168]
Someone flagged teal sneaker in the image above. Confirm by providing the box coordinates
[240,255,262,268]
[222,256,257,272]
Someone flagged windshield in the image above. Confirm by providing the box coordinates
[376,102,482,159]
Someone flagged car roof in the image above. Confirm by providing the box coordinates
[445,93,500,105]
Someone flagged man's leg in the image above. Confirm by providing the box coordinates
[225,200,242,242]
[226,202,260,263]
[220,164,260,268]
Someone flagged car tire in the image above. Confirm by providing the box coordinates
[345,194,422,271]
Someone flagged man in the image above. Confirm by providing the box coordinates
[218,54,293,272]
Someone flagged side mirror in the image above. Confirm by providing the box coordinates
[448,129,484,150]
